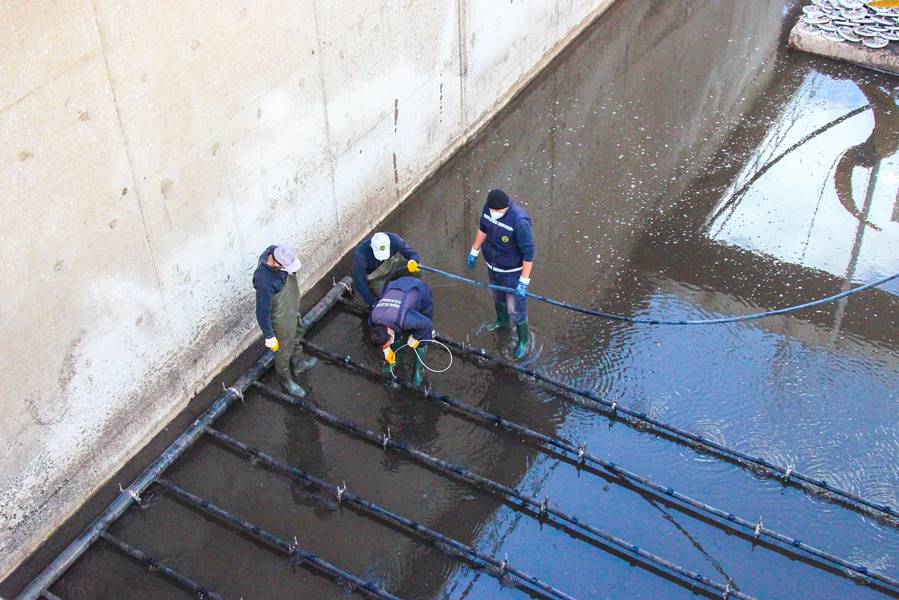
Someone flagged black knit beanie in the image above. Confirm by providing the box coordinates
[486,189,510,210]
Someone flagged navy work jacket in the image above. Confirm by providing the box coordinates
[479,201,534,272]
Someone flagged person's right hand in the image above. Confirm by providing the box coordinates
[265,337,280,352]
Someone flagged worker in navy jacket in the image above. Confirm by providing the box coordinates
[253,245,317,397]
[368,277,433,386]
[352,232,422,307]
[467,189,534,358]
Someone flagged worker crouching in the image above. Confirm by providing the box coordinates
[468,189,534,358]
[368,277,434,386]
[253,245,318,397]
[352,231,422,308]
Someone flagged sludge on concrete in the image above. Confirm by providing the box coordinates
[0,0,613,581]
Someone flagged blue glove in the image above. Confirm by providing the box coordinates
[515,281,529,297]
[467,253,478,269]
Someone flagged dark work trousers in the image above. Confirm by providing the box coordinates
[488,269,527,323]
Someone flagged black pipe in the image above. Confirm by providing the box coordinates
[300,339,899,595]
[254,382,756,600]
[155,478,402,600]
[16,277,353,600]
[100,532,224,600]
[338,298,899,524]
[205,426,576,600]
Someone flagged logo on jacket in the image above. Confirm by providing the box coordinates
[501,235,510,243]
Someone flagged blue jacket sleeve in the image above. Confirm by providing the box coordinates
[352,246,378,307]
[404,311,433,341]
[515,220,535,262]
[389,233,421,262]
[254,284,276,339]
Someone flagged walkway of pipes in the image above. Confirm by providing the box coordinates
[17,279,899,600]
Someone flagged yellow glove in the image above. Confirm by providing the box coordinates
[265,337,280,352]
[407,336,420,349]
[407,259,420,273]
[383,347,397,365]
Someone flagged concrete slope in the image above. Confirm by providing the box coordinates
[0,0,612,579]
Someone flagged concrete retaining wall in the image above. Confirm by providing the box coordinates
[0,0,610,578]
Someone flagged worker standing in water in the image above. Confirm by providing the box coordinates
[253,244,318,397]
[352,231,422,307]
[467,189,534,359]
[368,276,434,386]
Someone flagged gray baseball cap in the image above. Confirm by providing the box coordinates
[273,245,301,274]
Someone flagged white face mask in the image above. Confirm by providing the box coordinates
[489,209,506,220]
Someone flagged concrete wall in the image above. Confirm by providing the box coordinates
[0,0,610,578]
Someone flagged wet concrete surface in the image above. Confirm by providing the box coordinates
[4,0,899,598]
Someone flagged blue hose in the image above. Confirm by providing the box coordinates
[419,265,899,325]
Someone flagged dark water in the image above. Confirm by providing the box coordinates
[18,0,899,598]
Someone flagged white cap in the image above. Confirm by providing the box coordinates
[370,232,391,261]
[273,245,301,274]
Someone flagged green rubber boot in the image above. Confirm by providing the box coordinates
[411,345,428,387]
[279,374,307,398]
[290,353,318,378]
[514,320,530,359]
[487,302,511,331]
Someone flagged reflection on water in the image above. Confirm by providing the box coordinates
[32,1,899,599]
[708,70,899,290]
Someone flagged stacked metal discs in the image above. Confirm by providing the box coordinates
[798,0,899,49]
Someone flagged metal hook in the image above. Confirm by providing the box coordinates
[723,582,731,599]
[382,428,391,451]
[539,496,549,519]
[500,553,509,577]
[610,400,618,414]
[337,481,347,503]
[754,517,763,540]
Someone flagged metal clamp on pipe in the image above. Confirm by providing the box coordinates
[540,496,550,519]
[118,484,141,505]
[783,464,794,483]
[222,383,244,402]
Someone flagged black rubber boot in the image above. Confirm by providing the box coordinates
[291,353,318,378]
[487,302,511,331]
[514,320,530,359]
[411,346,428,387]
[279,374,307,398]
